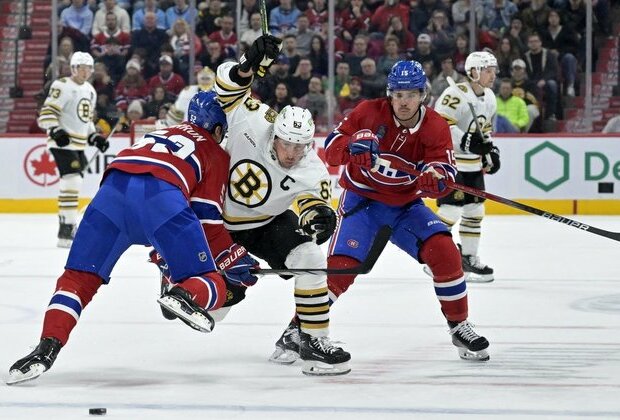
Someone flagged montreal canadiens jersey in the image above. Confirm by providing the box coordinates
[215,61,332,231]
[105,123,233,254]
[37,77,97,151]
[434,81,496,172]
[324,98,456,207]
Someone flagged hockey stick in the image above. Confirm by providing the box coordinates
[446,76,493,170]
[375,157,620,242]
[256,0,271,78]
[83,122,119,173]
[249,225,393,275]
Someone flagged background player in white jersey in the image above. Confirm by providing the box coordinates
[433,51,501,282]
[37,52,110,248]
[165,67,216,126]
[166,34,345,376]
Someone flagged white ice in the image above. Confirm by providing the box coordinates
[0,213,619,419]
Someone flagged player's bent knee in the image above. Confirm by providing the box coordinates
[419,234,463,281]
[60,173,83,190]
[437,204,462,226]
[463,202,485,218]
[286,242,327,289]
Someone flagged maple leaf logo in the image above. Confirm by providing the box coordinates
[31,151,57,177]
[23,145,60,187]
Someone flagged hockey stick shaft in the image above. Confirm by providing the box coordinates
[259,0,269,35]
[84,123,119,173]
[446,76,493,169]
[375,157,620,242]
[249,225,393,275]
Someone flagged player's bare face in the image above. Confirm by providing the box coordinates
[72,65,93,84]
[476,67,497,89]
[391,90,423,122]
[273,137,308,168]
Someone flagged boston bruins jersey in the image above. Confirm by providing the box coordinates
[215,61,332,231]
[434,81,496,172]
[38,77,97,151]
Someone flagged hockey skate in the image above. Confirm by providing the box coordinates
[6,337,62,385]
[269,320,301,364]
[148,250,177,320]
[448,320,490,361]
[459,245,494,283]
[299,332,351,376]
[157,286,214,333]
[57,223,75,248]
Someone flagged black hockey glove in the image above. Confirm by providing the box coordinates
[222,283,247,308]
[460,131,493,155]
[299,205,337,245]
[238,34,282,75]
[49,127,71,147]
[88,132,110,153]
[482,145,501,174]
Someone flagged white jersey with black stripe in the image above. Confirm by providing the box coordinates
[37,77,97,151]
[215,61,332,231]
[434,80,496,172]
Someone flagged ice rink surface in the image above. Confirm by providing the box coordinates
[0,213,619,419]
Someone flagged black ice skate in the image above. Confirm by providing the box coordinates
[459,245,494,283]
[299,332,351,376]
[57,223,75,248]
[269,319,301,364]
[448,320,490,361]
[157,286,214,333]
[7,337,62,385]
[148,250,177,321]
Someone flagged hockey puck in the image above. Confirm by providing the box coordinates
[89,408,107,415]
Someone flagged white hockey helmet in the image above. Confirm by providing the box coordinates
[465,51,498,81]
[70,51,94,68]
[273,105,315,144]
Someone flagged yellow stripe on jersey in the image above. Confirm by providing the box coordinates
[216,77,250,92]
[222,213,274,225]
[296,196,328,214]
[45,103,63,112]
[439,113,458,126]
[456,156,482,164]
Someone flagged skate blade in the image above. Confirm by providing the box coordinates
[269,348,300,365]
[57,238,72,248]
[457,347,490,361]
[302,360,351,376]
[157,296,213,333]
[6,364,46,385]
[464,272,494,283]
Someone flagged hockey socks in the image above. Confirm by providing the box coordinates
[42,269,103,346]
[419,234,468,322]
[173,273,227,311]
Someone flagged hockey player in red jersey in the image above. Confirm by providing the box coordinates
[273,60,490,362]
[7,91,258,385]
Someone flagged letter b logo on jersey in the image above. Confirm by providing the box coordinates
[228,159,272,208]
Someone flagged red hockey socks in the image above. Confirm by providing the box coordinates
[175,272,227,311]
[419,234,468,322]
[326,255,360,302]
[41,269,103,346]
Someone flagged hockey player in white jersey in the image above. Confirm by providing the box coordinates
[37,52,110,248]
[433,51,501,282]
[165,67,216,126]
[212,35,350,376]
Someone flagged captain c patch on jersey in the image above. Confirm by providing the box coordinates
[228,159,272,208]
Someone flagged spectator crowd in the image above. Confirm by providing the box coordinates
[38,0,612,134]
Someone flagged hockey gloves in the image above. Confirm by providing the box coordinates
[239,34,282,76]
[49,127,71,147]
[299,204,337,245]
[88,132,110,153]
[216,244,259,287]
[349,129,379,169]
[482,145,501,174]
[416,165,449,199]
[460,131,493,155]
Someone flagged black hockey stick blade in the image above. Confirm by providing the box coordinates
[376,158,620,243]
[251,225,392,276]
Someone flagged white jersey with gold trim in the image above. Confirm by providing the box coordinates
[215,61,332,231]
[37,77,97,151]
[434,81,496,172]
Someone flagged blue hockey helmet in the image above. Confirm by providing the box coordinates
[386,60,427,93]
[187,90,228,135]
